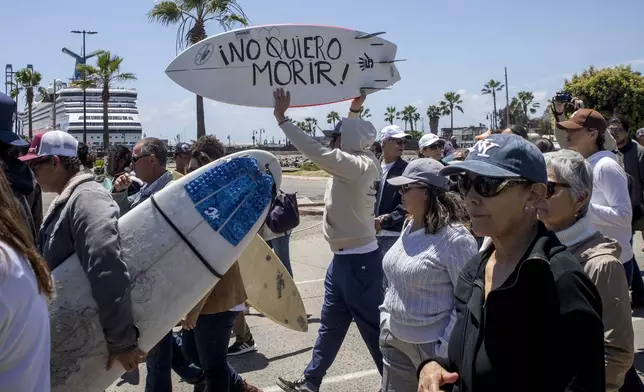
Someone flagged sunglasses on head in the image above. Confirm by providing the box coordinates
[546,181,571,198]
[457,175,531,197]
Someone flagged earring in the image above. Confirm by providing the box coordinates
[524,205,534,213]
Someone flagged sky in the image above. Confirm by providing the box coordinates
[2,0,644,145]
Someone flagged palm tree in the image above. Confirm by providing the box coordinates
[359,106,371,119]
[11,68,43,139]
[296,121,310,135]
[304,117,320,137]
[326,111,340,127]
[517,91,541,120]
[441,92,464,135]
[69,75,96,144]
[77,51,136,150]
[426,105,442,135]
[149,0,249,139]
[401,105,419,130]
[481,79,504,129]
[384,106,399,125]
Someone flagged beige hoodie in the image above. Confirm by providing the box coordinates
[280,118,380,252]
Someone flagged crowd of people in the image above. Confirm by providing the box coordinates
[3,80,644,392]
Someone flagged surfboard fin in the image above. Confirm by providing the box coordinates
[355,32,386,39]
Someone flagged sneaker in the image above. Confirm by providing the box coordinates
[276,375,317,392]
[242,380,263,392]
[228,339,258,356]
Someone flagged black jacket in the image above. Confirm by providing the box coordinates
[374,157,407,232]
[619,140,644,212]
[418,223,605,392]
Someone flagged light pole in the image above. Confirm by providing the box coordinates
[71,30,98,143]
[52,79,61,129]
[258,128,265,146]
[252,129,257,147]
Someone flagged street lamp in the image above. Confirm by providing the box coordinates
[71,30,98,143]
[52,79,62,129]
[258,128,265,146]
[252,129,257,147]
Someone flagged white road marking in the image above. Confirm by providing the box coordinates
[295,278,325,285]
[261,369,380,392]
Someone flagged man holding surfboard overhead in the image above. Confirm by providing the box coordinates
[273,88,384,392]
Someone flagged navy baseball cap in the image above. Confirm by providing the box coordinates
[175,142,191,154]
[388,158,449,189]
[0,92,27,147]
[439,134,547,184]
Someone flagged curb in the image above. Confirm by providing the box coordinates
[299,202,325,208]
[299,208,324,216]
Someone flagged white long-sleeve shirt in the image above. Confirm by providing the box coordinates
[380,221,478,356]
[587,151,633,263]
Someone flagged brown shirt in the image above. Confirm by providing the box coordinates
[196,261,247,316]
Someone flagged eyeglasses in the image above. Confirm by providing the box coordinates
[546,181,571,198]
[398,183,427,194]
[387,139,405,145]
[608,127,627,135]
[457,175,530,198]
[132,153,152,163]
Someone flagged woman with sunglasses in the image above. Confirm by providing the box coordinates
[417,134,605,392]
[537,149,634,392]
[417,134,446,161]
[379,158,477,392]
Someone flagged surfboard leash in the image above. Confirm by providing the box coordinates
[150,195,224,279]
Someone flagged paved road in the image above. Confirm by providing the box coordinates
[41,177,644,391]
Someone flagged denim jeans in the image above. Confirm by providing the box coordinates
[304,249,384,388]
[180,311,244,392]
[268,233,292,277]
[144,331,204,392]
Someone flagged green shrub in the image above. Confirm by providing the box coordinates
[300,161,320,171]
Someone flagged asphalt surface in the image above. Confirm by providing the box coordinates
[41,176,644,391]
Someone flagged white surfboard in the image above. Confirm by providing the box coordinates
[49,150,281,392]
[165,24,402,108]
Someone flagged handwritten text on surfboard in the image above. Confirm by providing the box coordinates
[217,36,352,87]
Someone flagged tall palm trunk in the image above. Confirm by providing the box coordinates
[196,95,206,138]
[450,105,454,132]
[492,91,498,129]
[27,88,33,139]
[102,87,110,151]
[430,117,439,135]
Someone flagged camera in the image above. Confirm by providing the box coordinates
[554,91,573,103]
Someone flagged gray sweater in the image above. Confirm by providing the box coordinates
[380,221,477,355]
[39,173,138,355]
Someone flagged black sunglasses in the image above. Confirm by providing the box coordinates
[457,175,531,198]
[398,183,428,194]
[546,181,571,198]
[132,153,152,163]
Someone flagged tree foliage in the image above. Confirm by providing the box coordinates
[406,130,424,142]
[384,106,399,125]
[563,65,644,130]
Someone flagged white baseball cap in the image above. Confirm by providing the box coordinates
[380,125,410,141]
[19,130,78,161]
[418,133,445,149]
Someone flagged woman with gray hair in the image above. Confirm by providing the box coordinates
[537,149,634,392]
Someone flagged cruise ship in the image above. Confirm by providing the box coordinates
[20,80,143,149]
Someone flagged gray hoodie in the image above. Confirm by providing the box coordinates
[39,172,138,355]
[280,117,380,252]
